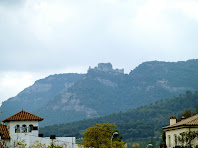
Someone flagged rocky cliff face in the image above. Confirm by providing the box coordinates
[1,60,198,127]
[0,73,85,123]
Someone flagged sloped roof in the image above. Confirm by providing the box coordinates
[0,124,10,139]
[2,110,43,122]
[163,114,198,130]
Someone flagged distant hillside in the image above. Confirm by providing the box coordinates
[1,60,198,126]
[0,74,85,123]
[40,90,198,140]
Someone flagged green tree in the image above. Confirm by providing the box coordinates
[195,105,198,114]
[178,109,195,121]
[112,141,126,148]
[81,123,125,148]
[162,131,166,143]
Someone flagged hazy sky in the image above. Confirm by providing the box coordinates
[1,0,198,104]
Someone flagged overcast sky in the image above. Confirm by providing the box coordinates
[1,0,198,104]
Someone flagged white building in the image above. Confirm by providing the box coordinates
[163,115,198,148]
[0,110,79,148]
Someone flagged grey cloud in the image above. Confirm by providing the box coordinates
[0,0,25,7]
[1,0,198,102]
[0,0,198,73]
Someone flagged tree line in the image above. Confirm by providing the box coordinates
[40,90,198,140]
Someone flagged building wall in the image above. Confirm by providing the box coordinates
[4,121,79,147]
[28,136,78,148]
[7,121,39,135]
[165,127,198,148]
[7,121,39,147]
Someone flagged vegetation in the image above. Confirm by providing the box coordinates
[81,123,125,148]
[32,59,198,127]
[16,140,65,148]
[16,139,27,147]
[28,140,46,148]
[2,60,198,127]
[40,90,198,140]
[177,131,198,147]
[0,73,85,126]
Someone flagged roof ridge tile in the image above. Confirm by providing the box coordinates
[163,114,198,129]
[2,110,43,122]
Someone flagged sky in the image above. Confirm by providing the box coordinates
[1,0,198,104]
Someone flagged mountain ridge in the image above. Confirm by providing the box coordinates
[1,59,198,126]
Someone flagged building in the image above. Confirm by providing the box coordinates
[88,63,124,74]
[162,115,198,148]
[0,110,79,147]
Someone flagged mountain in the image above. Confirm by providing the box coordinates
[1,59,198,126]
[40,90,198,140]
[0,73,85,124]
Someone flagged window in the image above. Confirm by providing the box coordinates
[22,125,27,133]
[168,135,171,147]
[15,125,20,133]
[33,126,38,130]
[28,124,33,132]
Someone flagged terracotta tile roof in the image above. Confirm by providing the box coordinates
[0,124,10,139]
[2,110,43,122]
[163,114,198,129]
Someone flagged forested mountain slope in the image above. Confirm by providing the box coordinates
[40,90,198,140]
[1,59,198,126]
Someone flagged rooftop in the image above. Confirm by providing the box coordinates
[2,110,43,122]
[163,114,198,130]
[0,124,10,139]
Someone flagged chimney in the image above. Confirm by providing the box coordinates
[170,116,176,125]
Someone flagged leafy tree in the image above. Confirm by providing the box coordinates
[112,141,126,148]
[186,90,193,96]
[195,105,198,114]
[81,123,125,148]
[178,109,195,121]
[161,131,166,143]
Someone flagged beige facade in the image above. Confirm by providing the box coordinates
[163,115,198,148]
[164,127,198,148]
